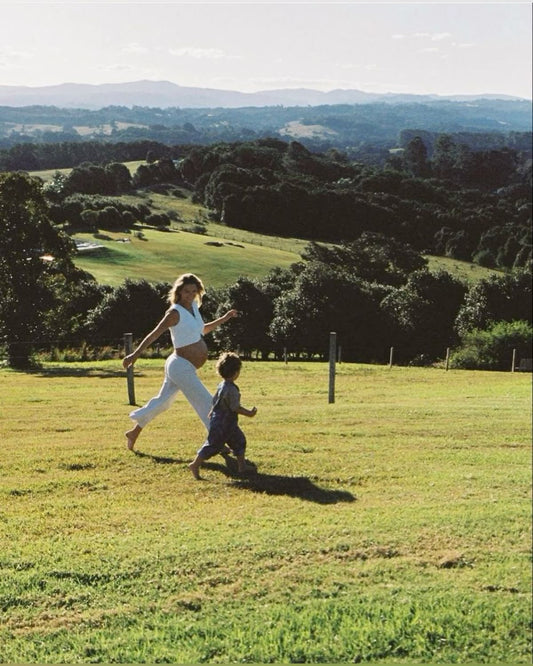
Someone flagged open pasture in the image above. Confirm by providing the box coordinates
[0,361,531,663]
[72,226,302,288]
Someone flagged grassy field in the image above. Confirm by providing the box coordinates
[29,161,145,182]
[423,255,500,284]
[0,360,530,663]
[73,226,303,288]
[72,222,499,289]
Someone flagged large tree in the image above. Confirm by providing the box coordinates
[454,267,532,336]
[83,279,169,347]
[269,262,389,362]
[208,277,275,359]
[380,269,467,362]
[0,172,76,367]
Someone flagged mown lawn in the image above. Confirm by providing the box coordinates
[0,361,530,663]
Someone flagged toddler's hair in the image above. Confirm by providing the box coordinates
[216,351,242,379]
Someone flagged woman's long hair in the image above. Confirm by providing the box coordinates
[168,273,205,305]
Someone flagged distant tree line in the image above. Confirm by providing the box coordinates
[0,139,175,171]
[177,137,532,271]
[1,99,531,165]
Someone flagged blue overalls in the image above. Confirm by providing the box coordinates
[196,380,246,459]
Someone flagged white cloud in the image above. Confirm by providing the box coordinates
[99,64,137,73]
[399,31,453,41]
[168,47,235,60]
[0,45,32,62]
[122,43,149,55]
[338,62,380,72]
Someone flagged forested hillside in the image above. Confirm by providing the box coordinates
[0,111,531,368]
[38,135,531,271]
[1,98,531,164]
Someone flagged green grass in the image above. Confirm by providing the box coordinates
[73,220,500,288]
[73,226,302,287]
[29,161,145,182]
[0,361,530,663]
[424,254,502,284]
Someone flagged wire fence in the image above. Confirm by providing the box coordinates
[0,334,531,373]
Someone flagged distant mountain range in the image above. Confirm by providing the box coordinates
[0,80,528,109]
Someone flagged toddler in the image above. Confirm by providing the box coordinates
[189,352,257,479]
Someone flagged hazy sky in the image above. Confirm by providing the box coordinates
[1,2,532,99]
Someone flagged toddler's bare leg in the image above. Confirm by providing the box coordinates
[188,455,204,480]
[236,453,253,474]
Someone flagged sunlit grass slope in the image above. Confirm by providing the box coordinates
[29,161,144,182]
[0,361,530,663]
[424,254,502,284]
[73,227,302,287]
[30,164,501,286]
[74,224,500,289]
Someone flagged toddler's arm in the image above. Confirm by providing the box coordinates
[238,405,257,417]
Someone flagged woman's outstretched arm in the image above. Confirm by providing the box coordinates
[122,309,179,368]
[203,309,238,335]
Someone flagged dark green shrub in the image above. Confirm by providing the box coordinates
[451,320,532,370]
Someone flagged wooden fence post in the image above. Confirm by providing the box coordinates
[389,346,394,369]
[329,332,336,404]
[511,348,516,372]
[445,347,450,371]
[124,332,136,406]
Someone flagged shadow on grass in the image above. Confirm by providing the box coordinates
[133,450,187,465]
[31,366,128,379]
[204,459,356,505]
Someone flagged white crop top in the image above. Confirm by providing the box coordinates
[169,302,205,348]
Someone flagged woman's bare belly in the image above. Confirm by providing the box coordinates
[176,339,208,369]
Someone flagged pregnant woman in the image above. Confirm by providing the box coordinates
[122,273,238,451]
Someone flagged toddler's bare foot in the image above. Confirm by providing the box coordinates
[238,463,256,475]
[188,462,201,480]
[125,426,141,451]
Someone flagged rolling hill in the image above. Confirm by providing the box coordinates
[72,225,304,288]
[0,80,529,109]
[66,184,500,288]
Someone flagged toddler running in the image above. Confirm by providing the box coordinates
[189,352,257,479]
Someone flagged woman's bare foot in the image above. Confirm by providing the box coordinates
[125,425,142,451]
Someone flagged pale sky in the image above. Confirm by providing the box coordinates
[1,1,532,99]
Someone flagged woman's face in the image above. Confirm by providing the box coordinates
[178,282,199,307]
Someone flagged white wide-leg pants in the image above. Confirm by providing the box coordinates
[129,354,212,430]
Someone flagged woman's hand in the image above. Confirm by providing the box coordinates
[122,353,136,369]
[224,309,239,322]
[204,309,239,335]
